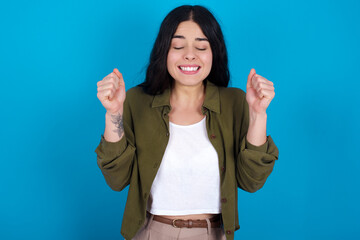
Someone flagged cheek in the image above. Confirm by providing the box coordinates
[167,52,179,75]
[202,52,213,69]
[167,50,181,61]
[167,51,179,69]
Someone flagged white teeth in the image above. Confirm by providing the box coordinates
[180,66,199,71]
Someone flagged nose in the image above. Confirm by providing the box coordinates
[184,49,196,61]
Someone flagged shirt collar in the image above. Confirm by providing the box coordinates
[151,81,220,113]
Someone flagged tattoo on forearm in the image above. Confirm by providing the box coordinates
[110,113,124,138]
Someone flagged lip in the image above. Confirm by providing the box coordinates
[177,64,201,75]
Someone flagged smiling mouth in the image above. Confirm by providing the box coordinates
[179,66,200,71]
[178,65,201,74]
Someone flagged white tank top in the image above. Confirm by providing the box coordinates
[147,116,221,215]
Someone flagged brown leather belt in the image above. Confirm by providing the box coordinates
[149,212,222,228]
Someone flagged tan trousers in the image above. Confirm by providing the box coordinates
[132,213,226,240]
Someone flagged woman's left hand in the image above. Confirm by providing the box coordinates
[246,68,275,114]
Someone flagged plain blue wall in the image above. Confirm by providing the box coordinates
[1,0,359,239]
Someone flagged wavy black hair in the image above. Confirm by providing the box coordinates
[140,5,230,95]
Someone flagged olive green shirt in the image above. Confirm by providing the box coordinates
[95,81,279,240]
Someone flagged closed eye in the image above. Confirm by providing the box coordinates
[196,48,207,51]
[173,47,184,50]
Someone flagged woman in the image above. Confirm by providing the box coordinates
[95,5,278,240]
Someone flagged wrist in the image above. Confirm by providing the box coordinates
[106,107,123,117]
[249,108,267,122]
[105,107,125,141]
[247,109,267,146]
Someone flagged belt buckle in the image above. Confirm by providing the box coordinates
[172,219,181,228]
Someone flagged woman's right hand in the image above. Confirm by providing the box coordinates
[97,68,126,114]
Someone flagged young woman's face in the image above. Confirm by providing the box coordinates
[167,21,213,88]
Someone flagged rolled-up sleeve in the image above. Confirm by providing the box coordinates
[236,135,279,192]
[95,133,136,192]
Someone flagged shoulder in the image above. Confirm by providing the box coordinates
[219,86,245,97]
[207,81,246,102]
[125,85,154,106]
[218,86,246,105]
[126,85,149,98]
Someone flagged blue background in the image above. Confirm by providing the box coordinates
[1,0,359,239]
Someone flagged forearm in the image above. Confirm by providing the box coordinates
[246,109,267,146]
[104,106,124,142]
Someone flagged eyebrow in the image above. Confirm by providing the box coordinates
[172,35,209,41]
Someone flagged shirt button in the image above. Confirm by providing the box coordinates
[166,132,169,137]
[221,198,227,203]
[226,230,232,235]
[153,162,158,168]
[210,134,216,139]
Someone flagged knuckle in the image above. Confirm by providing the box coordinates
[97,92,104,100]
[112,72,119,79]
[109,82,116,90]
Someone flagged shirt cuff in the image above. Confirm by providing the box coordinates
[245,136,269,153]
[96,134,128,159]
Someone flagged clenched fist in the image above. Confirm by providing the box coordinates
[97,68,126,114]
[246,68,275,114]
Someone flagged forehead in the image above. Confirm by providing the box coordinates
[173,21,207,39]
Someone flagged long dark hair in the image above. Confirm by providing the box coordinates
[140,5,230,95]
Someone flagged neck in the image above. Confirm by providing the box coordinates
[170,82,205,108]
